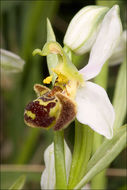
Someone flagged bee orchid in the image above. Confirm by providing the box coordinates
[24,5,122,139]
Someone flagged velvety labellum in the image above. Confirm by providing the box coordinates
[24,84,77,130]
[24,97,57,128]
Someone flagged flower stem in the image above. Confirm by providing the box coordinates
[77,125,93,181]
[68,121,93,189]
[91,61,108,189]
[54,131,67,189]
[67,120,83,188]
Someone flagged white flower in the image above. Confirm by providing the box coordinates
[0,49,25,73]
[31,5,122,139]
[76,5,122,139]
[40,142,90,190]
[64,5,109,55]
[80,5,122,80]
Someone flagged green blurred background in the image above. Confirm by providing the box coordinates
[1,0,126,189]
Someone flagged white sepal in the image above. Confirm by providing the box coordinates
[40,143,55,189]
[76,81,115,139]
[40,141,72,190]
[80,5,122,80]
[64,6,109,55]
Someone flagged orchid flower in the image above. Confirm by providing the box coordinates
[63,5,126,68]
[24,5,122,139]
[40,141,90,190]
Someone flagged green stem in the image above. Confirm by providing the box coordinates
[65,46,94,189]
[91,61,108,189]
[91,170,107,190]
[54,131,67,189]
[78,126,93,181]
[68,121,93,189]
[113,57,126,129]
[67,120,83,188]
[74,124,126,190]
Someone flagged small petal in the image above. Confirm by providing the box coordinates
[109,30,127,66]
[44,41,84,84]
[34,41,84,84]
[80,5,122,80]
[0,49,25,73]
[76,82,115,139]
[54,93,77,131]
[64,6,109,54]
[41,141,72,189]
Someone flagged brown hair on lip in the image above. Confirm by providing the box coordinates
[53,93,77,130]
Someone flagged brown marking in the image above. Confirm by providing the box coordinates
[34,84,50,96]
[24,100,56,128]
[53,93,77,130]
[47,86,63,97]
[39,95,55,102]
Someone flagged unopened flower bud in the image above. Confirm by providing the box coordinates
[64,6,109,55]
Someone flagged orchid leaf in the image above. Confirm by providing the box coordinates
[46,18,58,84]
[74,124,127,189]
[68,123,93,189]
[113,58,126,129]
[9,175,26,190]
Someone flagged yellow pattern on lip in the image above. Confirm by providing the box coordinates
[25,110,36,119]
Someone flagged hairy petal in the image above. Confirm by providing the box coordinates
[80,5,122,80]
[76,82,115,139]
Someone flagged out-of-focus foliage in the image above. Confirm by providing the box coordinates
[1,0,126,189]
[9,175,26,190]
